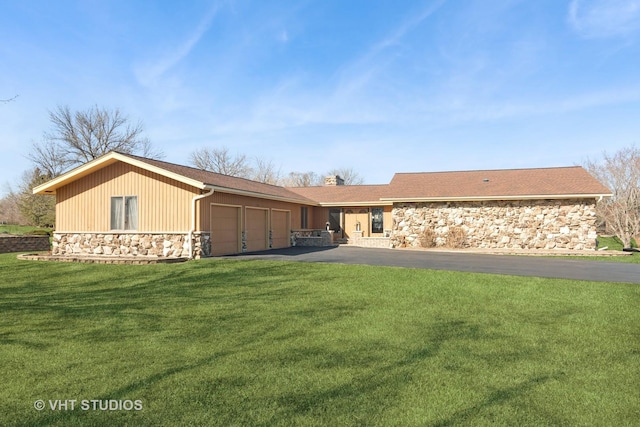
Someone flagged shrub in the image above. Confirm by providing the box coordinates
[27,229,52,237]
[418,228,437,248]
[445,226,467,248]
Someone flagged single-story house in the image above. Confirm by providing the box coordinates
[34,151,612,258]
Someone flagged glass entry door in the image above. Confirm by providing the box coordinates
[328,209,342,238]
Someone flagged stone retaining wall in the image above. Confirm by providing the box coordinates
[0,235,50,254]
[349,231,391,248]
[292,230,334,247]
[391,199,599,250]
[52,233,211,258]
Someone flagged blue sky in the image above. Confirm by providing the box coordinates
[1,0,639,194]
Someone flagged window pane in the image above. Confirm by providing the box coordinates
[111,197,123,230]
[371,208,383,233]
[125,196,138,230]
[301,207,308,229]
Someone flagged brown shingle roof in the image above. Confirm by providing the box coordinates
[123,153,317,203]
[33,151,612,205]
[385,166,612,200]
[286,184,392,205]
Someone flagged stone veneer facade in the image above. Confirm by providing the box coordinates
[391,199,599,250]
[52,232,212,258]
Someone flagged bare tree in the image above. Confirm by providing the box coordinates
[0,191,25,225]
[1,95,19,103]
[189,146,253,177]
[326,167,365,185]
[28,138,70,178]
[252,157,282,185]
[283,171,324,187]
[189,146,366,187]
[584,146,640,248]
[29,105,162,177]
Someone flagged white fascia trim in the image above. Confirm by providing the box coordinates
[117,154,206,190]
[211,186,318,206]
[52,231,192,234]
[381,193,613,203]
[317,201,394,207]
[34,152,207,194]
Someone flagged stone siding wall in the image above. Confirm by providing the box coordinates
[292,230,334,247]
[192,232,211,258]
[349,231,391,248]
[0,235,50,254]
[391,199,599,250]
[52,233,195,258]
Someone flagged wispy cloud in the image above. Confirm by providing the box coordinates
[135,3,222,87]
[237,0,449,131]
[333,0,447,97]
[415,84,640,126]
[568,0,640,38]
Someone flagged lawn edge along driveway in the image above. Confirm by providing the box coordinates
[225,246,640,284]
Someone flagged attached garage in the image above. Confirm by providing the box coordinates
[271,209,291,249]
[245,207,269,252]
[210,204,241,256]
[33,152,612,259]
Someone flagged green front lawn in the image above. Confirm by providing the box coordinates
[597,235,630,251]
[1,254,638,426]
[0,224,53,235]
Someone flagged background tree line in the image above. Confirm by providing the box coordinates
[188,146,364,187]
[1,105,363,227]
[1,104,637,248]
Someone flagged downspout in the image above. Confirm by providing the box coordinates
[189,186,215,259]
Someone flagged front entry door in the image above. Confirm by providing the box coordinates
[328,208,342,238]
[344,209,369,239]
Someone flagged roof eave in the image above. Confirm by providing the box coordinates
[33,152,208,195]
[380,193,613,203]
[209,186,318,206]
[316,201,394,207]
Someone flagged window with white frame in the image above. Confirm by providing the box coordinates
[111,196,138,230]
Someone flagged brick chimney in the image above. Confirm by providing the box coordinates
[324,175,345,186]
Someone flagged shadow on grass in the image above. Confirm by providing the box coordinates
[23,351,233,426]
[266,319,555,425]
[432,372,566,427]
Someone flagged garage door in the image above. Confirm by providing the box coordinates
[246,208,268,252]
[271,210,290,249]
[210,205,241,256]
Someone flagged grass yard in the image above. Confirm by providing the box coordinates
[0,225,53,235]
[1,254,638,426]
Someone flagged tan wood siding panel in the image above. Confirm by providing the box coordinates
[310,207,329,229]
[211,204,241,255]
[271,210,290,249]
[383,206,392,233]
[197,192,304,232]
[245,207,268,252]
[55,162,197,232]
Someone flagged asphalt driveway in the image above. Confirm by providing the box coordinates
[225,245,640,284]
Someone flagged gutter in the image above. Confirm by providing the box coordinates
[380,193,614,203]
[189,186,215,259]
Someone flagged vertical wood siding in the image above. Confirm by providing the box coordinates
[197,192,304,232]
[56,162,198,232]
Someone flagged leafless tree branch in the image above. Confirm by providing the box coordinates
[584,145,640,247]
